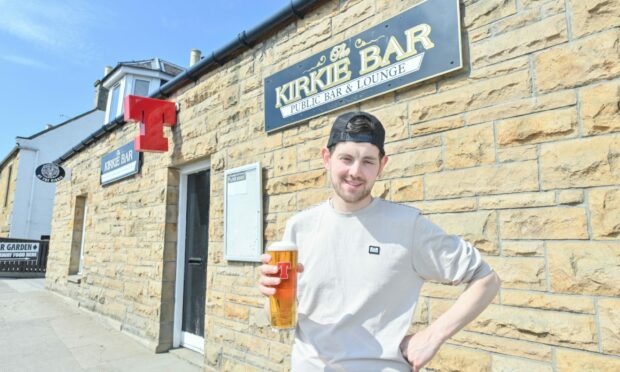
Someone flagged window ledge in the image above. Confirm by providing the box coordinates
[67,275,82,284]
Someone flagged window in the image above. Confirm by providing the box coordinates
[107,84,121,122]
[133,79,150,96]
[69,196,87,275]
[3,165,12,208]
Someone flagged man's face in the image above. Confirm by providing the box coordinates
[321,141,388,211]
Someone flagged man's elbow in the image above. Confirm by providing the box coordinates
[487,271,501,293]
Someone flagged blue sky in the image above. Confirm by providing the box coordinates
[0,0,290,159]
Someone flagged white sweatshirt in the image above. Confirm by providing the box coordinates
[283,198,492,371]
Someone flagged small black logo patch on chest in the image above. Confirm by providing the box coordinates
[368,246,381,255]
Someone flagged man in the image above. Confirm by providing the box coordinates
[259,111,500,371]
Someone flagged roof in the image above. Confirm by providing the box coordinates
[101,58,185,85]
[0,108,102,168]
[0,147,18,170]
[17,108,102,141]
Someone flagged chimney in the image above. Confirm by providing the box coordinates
[94,66,112,111]
[190,49,202,67]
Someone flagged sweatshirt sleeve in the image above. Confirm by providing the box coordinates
[410,214,493,285]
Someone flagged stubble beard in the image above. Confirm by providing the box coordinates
[330,175,373,205]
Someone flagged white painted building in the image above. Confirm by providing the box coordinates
[0,57,184,240]
[1,109,104,239]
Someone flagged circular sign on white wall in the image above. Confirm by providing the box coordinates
[35,163,65,183]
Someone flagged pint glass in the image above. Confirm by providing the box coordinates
[267,241,298,330]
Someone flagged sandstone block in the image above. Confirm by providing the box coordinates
[501,289,595,314]
[558,189,583,205]
[390,177,423,202]
[599,298,620,354]
[438,57,529,93]
[556,349,620,371]
[479,192,555,210]
[535,29,620,92]
[332,0,374,35]
[470,25,492,42]
[464,0,517,28]
[223,302,250,322]
[497,145,538,163]
[371,180,390,199]
[492,7,540,36]
[497,108,577,147]
[548,241,620,296]
[449,303,598,350]
[470,14,567,67]
[410,115,465,137]
[444,123,495,168]
[589,188,620,239]
[485,257,545,290]
[426,161,539,199]
[273,147,297,177]
[411,198,477,214]
[492,354,552,372]
[373,103,409,143]
[296,188,330,210]
[426,345,491,372]
[502,241,544,256]
[385,134,441,155]
[540,135,620,189]
[581,80,620,135]
[410,70,530,122]
[570,0,620,38]
[428,211,498,255]
[266,169,326,195]
[467,90,576,125]
[421,282,465,299]
[297,138,324,163]
[449,330,552,361]
[382,147,442,178]
[500,207,588,240]
[265,193,297,213]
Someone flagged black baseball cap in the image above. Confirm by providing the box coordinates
[326,111,386,155]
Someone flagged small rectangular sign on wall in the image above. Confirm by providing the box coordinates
[224,162,263,262]
[100,140,141,185]
[264,0,462,132]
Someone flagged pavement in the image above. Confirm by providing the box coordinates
[0,278,202,372]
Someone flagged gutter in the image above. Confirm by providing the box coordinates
[56,0,322,165]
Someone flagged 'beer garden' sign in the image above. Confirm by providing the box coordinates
[264,0,462,132]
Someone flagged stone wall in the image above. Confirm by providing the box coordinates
[46,0,620,370]
[0,152,18,236]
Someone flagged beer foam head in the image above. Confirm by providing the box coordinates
[267,241,297,251]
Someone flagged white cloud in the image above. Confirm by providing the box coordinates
[0,54,53,69]
[0,0,110,62]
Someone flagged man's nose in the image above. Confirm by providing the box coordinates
[348,161,362,177]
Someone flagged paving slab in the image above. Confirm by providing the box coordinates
[0,278,201,372]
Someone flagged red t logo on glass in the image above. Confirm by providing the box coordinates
[277,262,291,280]
[124,95,176,152]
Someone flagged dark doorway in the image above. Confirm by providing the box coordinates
[182,169,210,337]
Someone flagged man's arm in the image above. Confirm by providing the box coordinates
[400,271,501,372]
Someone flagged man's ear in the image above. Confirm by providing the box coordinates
[321,147,331,169]
[378,154,389,177]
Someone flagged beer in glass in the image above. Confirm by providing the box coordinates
[267,241,298,329]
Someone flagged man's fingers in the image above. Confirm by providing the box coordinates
[258,284,276,296]
[260,264,279,275]
[297,263,304,273]
[259,275,281,287]
[259,253,272,264]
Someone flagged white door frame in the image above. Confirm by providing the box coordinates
[173,160,210,354]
